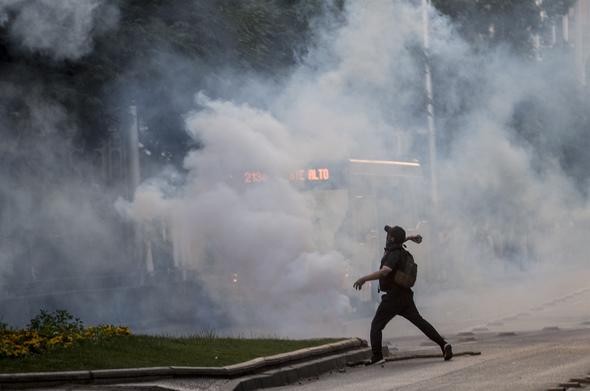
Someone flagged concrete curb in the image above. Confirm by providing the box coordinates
[0,337,366,389]
[229,348,483,391]
[228,347,372,391]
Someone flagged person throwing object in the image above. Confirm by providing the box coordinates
[353,225,452,365]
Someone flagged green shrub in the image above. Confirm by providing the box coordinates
[28,310,83,337]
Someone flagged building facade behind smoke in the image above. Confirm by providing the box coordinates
[570,0,590,86]
[545,0,590,86]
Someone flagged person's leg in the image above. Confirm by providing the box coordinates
[400,297,446,348]
[369,295,398,360]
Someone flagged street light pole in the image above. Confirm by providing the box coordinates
[422,0,438,207]
[128,104,148,279]
[128,104,141,197]
[421,0,440,281]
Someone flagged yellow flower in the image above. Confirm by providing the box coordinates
[47,335,63,346]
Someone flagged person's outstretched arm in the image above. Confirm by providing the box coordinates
[353,265,392,290]
[405,234,423,243]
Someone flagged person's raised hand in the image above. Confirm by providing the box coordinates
[353,278,365,290]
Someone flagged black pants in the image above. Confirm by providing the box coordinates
[370,290,446,358]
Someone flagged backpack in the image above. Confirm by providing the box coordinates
[379,247,417,291]
[393,248,417,288]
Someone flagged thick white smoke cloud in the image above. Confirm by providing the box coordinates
[0,0,119,60]
[117,1,425,335]
[120,94,353,335]
[120,0,590,336]
[432,49,588,288]
[0,84,128,288]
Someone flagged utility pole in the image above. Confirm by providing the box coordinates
[128,105,141,197]
[422,0,438,207]
[128,104,150,279]
[574,0,588,87]
[422,0,440,282]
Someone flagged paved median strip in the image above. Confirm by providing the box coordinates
[0,338,367,389]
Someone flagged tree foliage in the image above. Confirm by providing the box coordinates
[0,0,327,154]
[431,0,576,53]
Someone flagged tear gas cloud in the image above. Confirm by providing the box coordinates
[0,0,129,327]
[2,0,590,337]
[0,0,119,60]
[0,83,129,289]
[121,1,590,335]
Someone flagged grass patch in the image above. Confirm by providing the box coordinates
[0,335,344,373]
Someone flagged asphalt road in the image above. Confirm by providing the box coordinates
[274,328,590,391]
[274,273,590,391]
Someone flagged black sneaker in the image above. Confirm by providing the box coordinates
[365,356,386,366]
[443,343,453,361]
